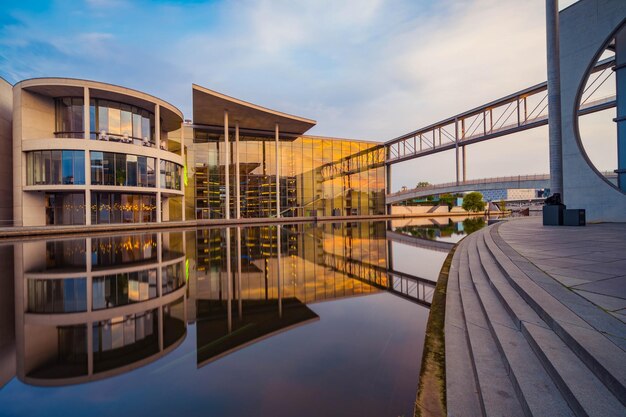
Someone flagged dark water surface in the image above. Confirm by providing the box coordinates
[0,220,482,417]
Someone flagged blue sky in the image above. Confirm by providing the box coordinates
[3,0,611,190]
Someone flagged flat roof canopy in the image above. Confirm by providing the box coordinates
[192,84,316,135]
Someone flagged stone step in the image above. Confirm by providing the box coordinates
[474,231,625,417]
[445,242,482,417]
[468,233,575,417]
[483,226,626,406]
[457,233,525,417]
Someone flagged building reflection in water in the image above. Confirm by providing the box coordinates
[13,232,187,386]
[2,221,438,388]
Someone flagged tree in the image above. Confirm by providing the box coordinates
[416,181,431,188]
[463,217,485,234]
[462,192,486,212]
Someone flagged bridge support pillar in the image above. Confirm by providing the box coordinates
[546,0,564,198]
[386,164,392,216]
[615,26,626,191]
[462,146,467,182]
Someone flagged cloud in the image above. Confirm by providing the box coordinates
[1,0,614,190]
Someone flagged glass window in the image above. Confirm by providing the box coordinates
[27,278,87,313]
[115,153,126,186]
[91,152,103,185]
[45,193,85,225]
[133,113,142,143]
[108,103,121,136]
[52,150,62,185]
[54,97,84,138]
[138,156,147,187]
[90,100,96,139]
[62,151,74,184]
[147,158,155,187]
[120,105,132,138]
[73,150,85,185]
[126,155,137,187]
[98,105,108,134]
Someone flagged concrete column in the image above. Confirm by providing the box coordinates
[226,227,232,332]
[157,233,163,296]
[385,164,392,217]
[236,226,242,318]
[462,146,467,182]
[455,118,460,185]
[155,105,161,147]
[615,26,626,190]
[235,122,241,219]
[84,87,91,225]
[546,0,564,197]
[277,226,282,318]
[180,122,186,222]
[224,111,230,220]
[275,123,280,218]
[156,181,162,225]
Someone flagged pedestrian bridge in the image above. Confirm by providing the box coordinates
[386,172,618,204]
[386,174,551,204]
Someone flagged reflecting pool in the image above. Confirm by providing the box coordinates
[0,220,479,417]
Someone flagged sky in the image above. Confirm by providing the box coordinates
[0,0,614,191]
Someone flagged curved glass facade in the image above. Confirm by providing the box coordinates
[89,98,155,145]
[91,192,157,224]
[27,278,87,313]
[55,97,84,138]
[92,269,158,310]
[90,151,156,187]
[160,160,182,190]
[27,150,85,185]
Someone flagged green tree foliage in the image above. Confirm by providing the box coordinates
[462,192,486,212]
[463,217,485,234]
[498,199,506,211]
[416,181,431,188]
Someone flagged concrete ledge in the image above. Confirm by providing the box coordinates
[0,212,503,241]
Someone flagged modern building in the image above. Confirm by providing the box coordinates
[10,78,185,227]
[0,78,385,227]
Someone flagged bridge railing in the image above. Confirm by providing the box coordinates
[385,56,616,165]
[387,171,617,198]
[388,174,551,197]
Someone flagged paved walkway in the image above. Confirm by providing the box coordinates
[500,219,626,320]
[443,217,626,417]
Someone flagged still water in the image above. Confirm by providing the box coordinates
[0,219,483,417]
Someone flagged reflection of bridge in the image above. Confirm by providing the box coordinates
[322,251,436,307]
[385,230,455,252]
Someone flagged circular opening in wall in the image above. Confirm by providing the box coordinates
[576,25,623,192]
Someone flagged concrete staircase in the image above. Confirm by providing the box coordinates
[444,223,626,417]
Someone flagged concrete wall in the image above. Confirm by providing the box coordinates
[391,205,449,215]
[0,79,12,227]
[0,245,15,388]
[560,0,626,221]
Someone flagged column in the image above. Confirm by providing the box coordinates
[226,227,232,332]
[615,26,626,190]
[224,111,230,220]
[236,226,242,318]
[277,226,282,318]
[156,105,162,222]
[235,122,241,219]
[156,159,161,224]
[455,118,460,185]
[462,146,467,182]
[86,237,93,375]
[84,87,91,225]
[275,123,280,218]
[546,0,564,198]
[180,122,186,221]
[385,163,392,217]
